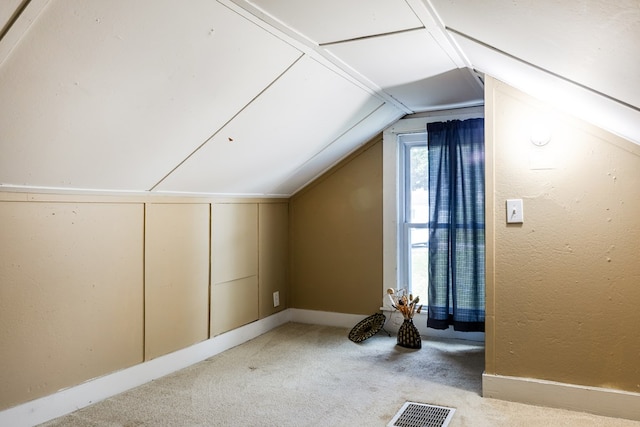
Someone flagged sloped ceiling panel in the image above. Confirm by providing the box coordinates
[241,0,482,115]
[385,68,483,112]
[431,0,640,108]
[324,28,483,110]
[245,0,423,44]
[325,29,457,88]
[154,56,386,196]
[430,0,640,144]
[271,102,404,195]
[4,0,635,197]
[453,33,640,145]
[0,0,301,191]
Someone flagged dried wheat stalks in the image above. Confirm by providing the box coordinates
[387,288,422,319]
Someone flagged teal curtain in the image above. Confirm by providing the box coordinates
[427,118,485,332]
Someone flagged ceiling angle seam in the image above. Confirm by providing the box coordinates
[148,54,305,192]
[318,27,425,47]
[447,27,640,114]
[0,0,50,69]
[0,0,32,42]
[220,0,412,115]
[404,0,470,70]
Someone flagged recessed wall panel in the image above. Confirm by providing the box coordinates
[211,203,258,284]
[211,203,259,335]
[0,201,143,410]
[210,276,259,336]
[144,203,210,360]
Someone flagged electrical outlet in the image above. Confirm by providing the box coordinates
[273,291,280,307]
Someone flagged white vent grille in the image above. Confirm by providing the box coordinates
[388,402,455,427]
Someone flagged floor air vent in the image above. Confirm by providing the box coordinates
[387,402,455,427]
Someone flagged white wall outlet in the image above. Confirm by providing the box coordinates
[506,199,524,223]
[273,291,280,307]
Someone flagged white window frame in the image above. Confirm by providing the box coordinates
[398,133,428,296]
[382,107,484,298]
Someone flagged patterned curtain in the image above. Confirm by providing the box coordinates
[427,118,485,332]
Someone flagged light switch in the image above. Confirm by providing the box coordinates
[506,199,524,223]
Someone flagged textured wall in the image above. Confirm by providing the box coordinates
[290,137,383,315]
[485,77,640,392]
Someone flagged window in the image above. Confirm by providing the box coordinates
[398,133,428,300]
[382,108,484,304]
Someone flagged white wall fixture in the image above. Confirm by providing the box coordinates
[530,127,551,146]
[506,199,524,224]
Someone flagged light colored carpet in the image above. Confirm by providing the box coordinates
[40,322,639,426]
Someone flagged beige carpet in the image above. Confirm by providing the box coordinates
[40,323,639,426]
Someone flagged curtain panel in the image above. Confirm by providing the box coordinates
[427,118,485,332]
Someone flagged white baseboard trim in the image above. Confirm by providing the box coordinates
[289,308,367,329]
[0,309,292,427]
[483,373,640,422]
[290,308,485,343]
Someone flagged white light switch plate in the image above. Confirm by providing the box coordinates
[506,199,524,223]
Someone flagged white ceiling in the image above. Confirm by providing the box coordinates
[0,0,637,196]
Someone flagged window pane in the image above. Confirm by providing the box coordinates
[409,227,428,301]
[409,146,428,223]
[399,133,428,299]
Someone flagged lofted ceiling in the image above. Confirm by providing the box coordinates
[0,0,638,196]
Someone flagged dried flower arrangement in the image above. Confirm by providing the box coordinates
[386,288,422,320]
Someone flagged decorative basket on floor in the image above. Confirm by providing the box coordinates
[397,318,421,349]
[348,313,386,343]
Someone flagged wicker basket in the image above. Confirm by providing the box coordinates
[397,318,422,349]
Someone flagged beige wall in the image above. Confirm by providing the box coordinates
[145,203,210,360]
[0,199,144,410]
[485,76,640,393]
[290,136,383,315]
[210,203,259,336]
[0,194,288,410]
[259,203,289,318]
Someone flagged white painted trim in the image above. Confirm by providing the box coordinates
[483,373,640,422]
[289,308,484,343]
[0,310,291,427]
[0,183,289,199]
[289,308,367,329]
